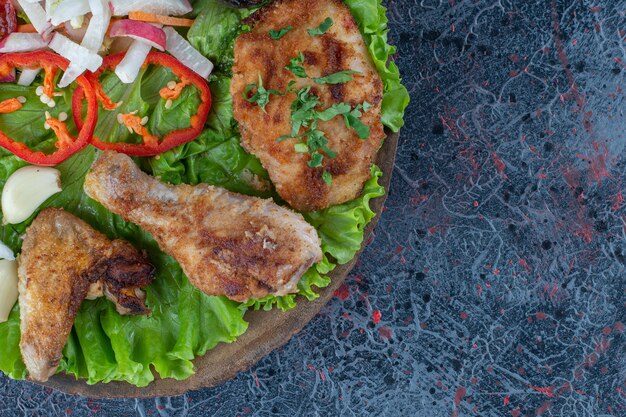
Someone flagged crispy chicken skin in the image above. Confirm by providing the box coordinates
[18,208,153,382]
[84,151,322,302]
[231,0,385,211]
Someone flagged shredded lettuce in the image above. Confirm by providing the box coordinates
[0,0,403,385]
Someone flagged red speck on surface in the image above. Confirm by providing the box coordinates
[372,310,382,324]
[612,191,623,210]
[454,386,467,406]
[536,311,547,320]
[460,311,469,320]
[509,53,520,63]
[511,407,521,417]
[504,396,510,406]
[473,200,479,207]
[319,370,326,381]
[492,152,506,175]
[536,401,553,415]
[334,284,350,300]
[530,385,555,397]
[253,372,260,388]
[602,326,612,336]
[590,5,601,12]
[614,322,625,333]
[518,258,531,271]
[156,405,165,411]
[378,326,393,339]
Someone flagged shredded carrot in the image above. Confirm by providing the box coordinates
[42,65,57,98]
[0,98,22,114]
[128,12,194,27]
[94,84,120,110]
[17,24,36,33]
[47,118,74,148]
[159,80,189,101]
[120,113,159,147]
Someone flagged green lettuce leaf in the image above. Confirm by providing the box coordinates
[345,0,410,132]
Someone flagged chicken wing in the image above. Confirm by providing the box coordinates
[83,151,322,302]
[18,208,153,382]
[231,0,385,211]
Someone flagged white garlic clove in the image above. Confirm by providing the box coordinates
[2,166,62,224]
[0,259,18,323]
[0,241,15,261]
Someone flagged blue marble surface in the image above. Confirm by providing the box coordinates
[2,0,625,416]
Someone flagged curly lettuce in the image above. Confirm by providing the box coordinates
[0,0,403,385]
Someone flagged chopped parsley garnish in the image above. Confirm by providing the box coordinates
[242,52,373,185]
[313,70,361,85]
[307,17,333,36]
[243,73,284,112]
[268,26,293,40]
[322,170,332,185]
[285,52,308,78]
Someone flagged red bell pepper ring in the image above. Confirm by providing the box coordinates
[72,51,211,156]
[0,52,97,166]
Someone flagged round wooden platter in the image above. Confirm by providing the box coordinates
[37,131,399,398]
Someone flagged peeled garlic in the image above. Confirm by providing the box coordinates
[0,259,18,323]
[0,241,15,261]
[2,166,62,224]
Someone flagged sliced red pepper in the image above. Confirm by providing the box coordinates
[72,51,211,156]
[0,52,98,166]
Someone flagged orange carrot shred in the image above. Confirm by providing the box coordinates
[17,24,36,33]
[128,11,194,27]
[120,113,159,147]
[159,80,189,101]
[47,118,74,148]
[0,98,22,114]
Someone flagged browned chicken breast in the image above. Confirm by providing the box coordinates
[231,0,385,211]
[18,208,153,382]
[84,151,322,302]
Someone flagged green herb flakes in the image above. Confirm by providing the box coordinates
[285,52,308,78]
[307,17,333,36]
[268,26,293,40]
[313,70,361,85]
[322,170,332,185]
[243,73,283,112]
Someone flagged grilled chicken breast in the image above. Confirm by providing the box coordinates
[84,151,322,302]
[18,208,153,382]
[231,0,385,211]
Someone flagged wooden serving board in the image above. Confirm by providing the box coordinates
[38,131,399,398]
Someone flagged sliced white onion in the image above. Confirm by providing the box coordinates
[109,20,166,51]
[18,68,41,86]
[48,33,103,72]
[0,33,49,53]
[164,27,213,79]
[0,68,16,83]
[58,0,111,87]
[45,0,90,26]
[16,0,53,37]
[115,39,151,84]
[0,242,15,261]
[110,0,191,16]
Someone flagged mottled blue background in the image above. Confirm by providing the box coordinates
[2,0,626,416]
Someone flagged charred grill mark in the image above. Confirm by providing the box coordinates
[322,37,345,102]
